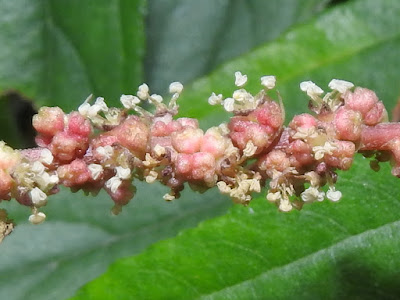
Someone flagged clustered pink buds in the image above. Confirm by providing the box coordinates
[0,73,399,225]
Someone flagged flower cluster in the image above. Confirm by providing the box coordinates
[0,72,399,226]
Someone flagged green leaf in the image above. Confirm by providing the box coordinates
[144,0,329,92]
[72,157,400,299]
[178,0,400,128]
[72,0,400,298]
[0,184,231,300]
[0,0,146,111]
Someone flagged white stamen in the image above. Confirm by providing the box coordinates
[326,187,342,202]
[301,186,325,202]
[328,79,354,94]
[208,93,223,105]
[169,82,184,94]
[235,71,248,87]
[29,212,46,225]
[30,187,47,207]
[105,177,122,194]
[300,81,324,99]
[115,166,131,180]
[88,164,104,180]
[137,83,149,100]
[120,94,140,109]
[150,94,163,103]
[223,98,235,112]
[261,75,276,89]
[40,149,54,165]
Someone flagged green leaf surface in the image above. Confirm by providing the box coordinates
[72,0,400,298]
[72,157,400,300]
[0,183,231,300]
[144,0,328,92]
[178,0,400,129]
[0,0,146,111]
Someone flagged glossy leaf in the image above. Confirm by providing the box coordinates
[72,157,400,299]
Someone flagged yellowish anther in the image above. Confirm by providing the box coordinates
[163,193,175,201]
[260,75,276,89]
[243,141,257,157]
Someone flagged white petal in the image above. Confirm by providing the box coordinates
[151,94,163,103]
[40,149,54,165]
[88,164,104,180]
[30,187,47,206]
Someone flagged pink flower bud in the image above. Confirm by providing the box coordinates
[289,113,318,130]
[110,116,150,158]
[57,159,91,187]
[334,107,362,141]
[67,112,92,137]
[172,128,204,154]
[33,107,65,136]
[344,87,378,116]
[249,101,283,130]
[324,141,355,170]
[364,102,387,126]
[0,169,13,200]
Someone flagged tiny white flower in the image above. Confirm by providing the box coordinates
[78,102,91,116]
[312,141,336,160]
[29,212,46,225]
[223,98,235,112]
[31,161,45,174]
[292,127,318,140]
[30,187,47,207]
[266,191,282,202]
[217,181,231,194]
[208,92,223,105]
[120,94,140,109]
[326,187,342,202]
[94,97,108,112]
[153,144,166,157]
[150,94,163,103]
[279,199,293,212]
[163,193,175,201]
[137,83,149,100]
[301,186,325,202]
[232,89,252,102]
[88,164,104,180]
[105,176,122,194]
[115,166,131,180]
[300,81,324,99]
[169,82,184,94]
[261,75,276,89]
[328,79,354,94]
[145,170,158,183]
[249,179,261,193]
[234,71,248,87]
[40,149,54,165]
[243,141,257,157]
[96,146,114,159]
[36,172,59,190]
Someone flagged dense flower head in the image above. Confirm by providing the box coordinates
[0,72,399,228]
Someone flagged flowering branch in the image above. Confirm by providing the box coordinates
[0,72,398,231]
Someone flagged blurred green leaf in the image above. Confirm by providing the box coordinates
[145,0,328,92]
[72,157,400,299]
[0,0,146,111]
[71,0,400,298]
